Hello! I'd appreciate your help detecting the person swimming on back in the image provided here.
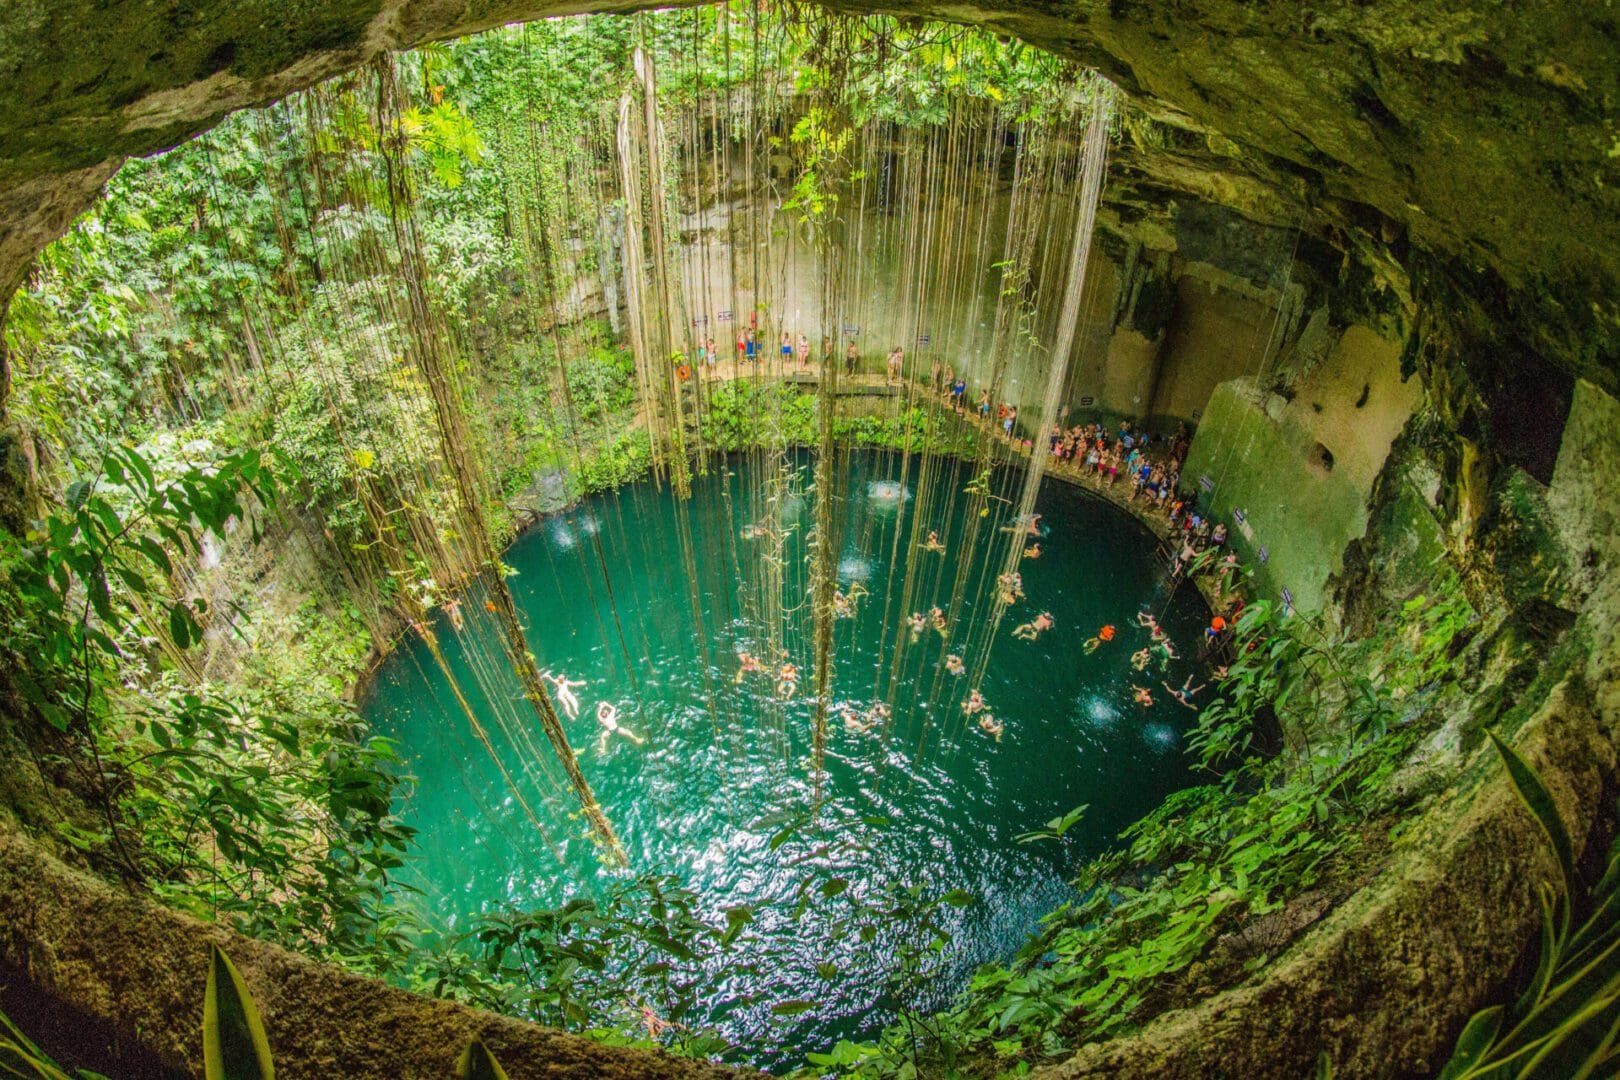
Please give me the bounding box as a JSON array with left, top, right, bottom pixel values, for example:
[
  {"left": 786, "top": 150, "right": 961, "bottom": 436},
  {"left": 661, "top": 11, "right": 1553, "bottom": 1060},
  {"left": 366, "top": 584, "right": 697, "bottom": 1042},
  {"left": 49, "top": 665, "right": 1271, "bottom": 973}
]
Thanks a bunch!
[
  {"left": 777, "top": 663, "right": 799, "bottom": 700},
  {"left": 1132, "top": 684, "right": 1154, "bottom": 708},
  {"left": 908, "top": 611, "right": 927, "bottom": 639},
  {"left": 541, "top": 671, "right": 586, "bottom": 720},
  {"left": 930, "top": 606, "right": 948, "bottom": 635},
  {"left": 1012, "top": 611, "right": 1054, "bottom": 640},
  {"left": 840, "top": 702, "right": 871, "bottom": 733},
  {"left": 977, "top": 714, "right": 1004, "bottom": 742},
  {"left": 944, "top": 653, "right": 966, "bottom": 676},
  {"left": 1162, "top": 674, "right": 1205, "bottom": 710},
  {"left": 596, "top": 701, "right": 645, "bottom": 746},
  {"left": 1131, "top": 647, "right": 1152, "bottom": 671},
  {"left": 962, "top": 688, "right": 987, "bottom": 716},
  {"left": 1023, "top": 543, "right": 1042, "bottom": 560},
  {"left": 923, "top": 530, "right": 947, "bottom": 554}
]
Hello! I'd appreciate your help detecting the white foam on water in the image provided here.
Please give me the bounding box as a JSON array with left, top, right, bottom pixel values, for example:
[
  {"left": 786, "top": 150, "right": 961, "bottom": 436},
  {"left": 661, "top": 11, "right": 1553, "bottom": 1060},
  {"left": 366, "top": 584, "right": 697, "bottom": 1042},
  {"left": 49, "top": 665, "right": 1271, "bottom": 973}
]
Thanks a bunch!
[
  {"left": 839, "top": 555, "right": 873, "bottom": 582},
  {"left": 1143, "top": 722, "right": 1178, "bottom": 752},
  {"left": 867, "top": 480, "right": 911, "bottom": 503},
  {"left": 1079, "top": 694, "right": 1120, "bottom": 730}
]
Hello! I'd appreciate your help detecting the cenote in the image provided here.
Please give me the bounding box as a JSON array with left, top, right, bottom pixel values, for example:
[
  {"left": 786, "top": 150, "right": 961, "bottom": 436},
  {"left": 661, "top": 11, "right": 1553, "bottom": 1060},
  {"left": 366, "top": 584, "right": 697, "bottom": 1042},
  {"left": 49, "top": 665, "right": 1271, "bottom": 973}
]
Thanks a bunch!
[
  {"left": 11, "top": 0, "right": 1618, "bottom": 1075},
  {"left": 364, "top": 450, "right": 1211, "bottom": 1066}
]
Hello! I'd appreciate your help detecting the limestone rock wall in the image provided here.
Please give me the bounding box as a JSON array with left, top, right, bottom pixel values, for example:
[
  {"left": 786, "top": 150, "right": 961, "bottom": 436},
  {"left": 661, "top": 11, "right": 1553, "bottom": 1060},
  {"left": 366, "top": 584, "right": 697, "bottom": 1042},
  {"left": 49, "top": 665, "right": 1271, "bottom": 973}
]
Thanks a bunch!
[{"left": 1182, "top": 324, "right": 1419, "bottom": 613}]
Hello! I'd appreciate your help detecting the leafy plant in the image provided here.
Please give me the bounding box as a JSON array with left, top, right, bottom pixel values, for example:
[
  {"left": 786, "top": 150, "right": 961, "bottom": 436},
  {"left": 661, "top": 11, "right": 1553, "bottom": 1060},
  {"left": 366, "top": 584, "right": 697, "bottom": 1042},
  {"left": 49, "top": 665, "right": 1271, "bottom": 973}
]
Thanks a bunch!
[
  {"left": 203, "top": 944, "right": 276, "bottom": 1080},
  {"left": 1435, "top": 734, "right": 1620, "bottom": 1079},
  {"left": 0, "top": 1008, "right": 109, "bottom": 1080}
]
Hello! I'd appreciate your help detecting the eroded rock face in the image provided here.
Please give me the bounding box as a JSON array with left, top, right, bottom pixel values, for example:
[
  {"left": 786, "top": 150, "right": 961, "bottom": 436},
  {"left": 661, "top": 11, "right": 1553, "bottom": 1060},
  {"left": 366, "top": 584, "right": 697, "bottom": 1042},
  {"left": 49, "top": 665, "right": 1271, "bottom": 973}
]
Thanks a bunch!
[{"left": 0, "top": 0, "right": 1616, "bottom": 394}]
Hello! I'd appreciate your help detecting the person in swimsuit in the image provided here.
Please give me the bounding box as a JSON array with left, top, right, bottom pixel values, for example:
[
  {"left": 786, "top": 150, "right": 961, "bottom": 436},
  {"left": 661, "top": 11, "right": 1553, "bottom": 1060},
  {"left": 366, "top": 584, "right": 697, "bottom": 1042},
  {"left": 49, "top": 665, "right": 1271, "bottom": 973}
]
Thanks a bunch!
[
  {"left": 1012, "top": 611, "right": 1054, "bottom": 640},
  {"left": 962, "top": 688, "right": 987, "bottom": 716},
  {"left": 542, "top": 671, "right": 586, "bottom": 720},
  {"left": 923, "top": 530, "right": 947, "bottom": 554},
  {"left": 978, "top": 714, "right": 1004, "bottom": 742},
  {"left": 596, "top": 701, "right": 645, "bottom": 746},
  {"left": 1132, "top": 684, "right": 1154, "bottom": 708},
  {"left": 1162, "top": 674, "right": 1205, "bottom": 710},
  {"left": 944, "top": 654, "right": 966, "bottom": 676}
]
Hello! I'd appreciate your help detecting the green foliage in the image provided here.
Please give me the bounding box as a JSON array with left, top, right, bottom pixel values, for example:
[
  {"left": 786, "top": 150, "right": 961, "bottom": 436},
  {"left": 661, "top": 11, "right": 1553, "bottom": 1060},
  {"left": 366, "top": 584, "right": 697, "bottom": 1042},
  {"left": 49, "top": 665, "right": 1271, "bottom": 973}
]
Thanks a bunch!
[
  {"left": 4, "top": 444, "right": 275, "bottom": 732},
  {"left": 0, "top": 1007, "right": 109, "bottom": 1080},
  {"left": 1435, "top": 741, "right": 1620, "bottom": 1080}
]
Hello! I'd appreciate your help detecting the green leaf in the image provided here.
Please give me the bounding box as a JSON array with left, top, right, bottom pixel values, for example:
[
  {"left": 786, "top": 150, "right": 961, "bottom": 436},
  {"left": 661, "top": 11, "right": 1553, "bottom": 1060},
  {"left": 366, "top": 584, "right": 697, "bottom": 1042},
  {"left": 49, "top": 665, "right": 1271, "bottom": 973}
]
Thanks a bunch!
[
  {"left": 771, "top": 1000, "right": 818, "bottom": 1016},
  {"left": 203, "top": 945, "right": 275, "bottom": 1080},
  {"left": 456, "top": 1040, "right": 510, "bottom": 1080},
  {"left": 1488, "top": 731, "right": 1576, "bottom": 920},
  {"left": 1437, "top": 1005, "right": 1502, "bottom": 1080},
  {"left": 170, "top": 602, "right": 193, "bottom": 650},
  {"left": 942, "top": 889, "right": 976, "bottom": 908}
]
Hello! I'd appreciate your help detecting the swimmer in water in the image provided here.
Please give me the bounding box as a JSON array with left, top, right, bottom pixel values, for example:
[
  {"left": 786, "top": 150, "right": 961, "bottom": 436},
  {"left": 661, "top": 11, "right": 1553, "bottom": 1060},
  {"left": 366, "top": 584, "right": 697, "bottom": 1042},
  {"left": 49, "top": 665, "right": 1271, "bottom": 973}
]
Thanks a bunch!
[
  {"left": 596, "top": 701, "right": 645, "bottom": 746},
  {"left": 832, "top": 582, "right": 867, "bottom": 619},
  {"left": 1012, "top": 611, "right": 1054, "bottom": 640},
  {"left": 1083, "top": 625, "right": 1116, "bottom": 654},
  {"left": 908, "top": 611, "right": 927, "bottom": 639},
  {"left": 1131, "top": 647, "right": 1152, "bottom": 672},
  {"left": 944, "top": 653, "right": 966, "bottom": 676},
  {"left": 443, "top": 597, "right": 464, "bottom": 631},
  {"left": 740, "top": 521, "right": 776, "bottom": 541},
  {"left": 962, "top": 689, "right": 987, "bottom": 716},
  {"left": 735, "top": 651, "right": 763, "bottom": 684},
  {"left": 1162, "top": 674, "right": 1206, "bottom": 710},
  {"left": 777, "top": 663, "right": 799, "bottom": 700},
  {"left": 1023, "top": 543, "right": 1042, "bottom": 560},
  {"left": 930, "top": 606, "right": 948, "bottom": 635},
  {"left": 541, "top": 671, "right": 586, "bottom": 720},
  {"left": 1132, "top": 684, "right": 1154, "bottom": 708},
  {"left": 978, "top": 714, "right": 1004, "bottom": 742},
  {"left": 840, "top": 702, "right": 871, "bottom": 734},
  {"left": 865, "top": 701, "right": 891, "bottom": 728},
  {"left": 1155, "top": 638, "right": 1179, "bottom": 666},
  {"left": 995, "top": 571, "right": 1025, "bottom": 605},
  {"left": 923, "top": 530, "right": 947, "bottom": 554},
  {"left": 999, "top": 513, "right": 1042, "bottom": 537}
]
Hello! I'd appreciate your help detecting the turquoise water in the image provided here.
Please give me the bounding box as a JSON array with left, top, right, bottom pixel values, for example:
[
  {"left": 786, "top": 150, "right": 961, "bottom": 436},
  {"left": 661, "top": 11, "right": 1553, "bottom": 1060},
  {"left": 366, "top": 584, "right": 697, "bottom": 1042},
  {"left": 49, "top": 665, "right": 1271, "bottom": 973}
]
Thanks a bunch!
[{"left": 362, "top": 450, "right": 1210, "bottom": 1063}]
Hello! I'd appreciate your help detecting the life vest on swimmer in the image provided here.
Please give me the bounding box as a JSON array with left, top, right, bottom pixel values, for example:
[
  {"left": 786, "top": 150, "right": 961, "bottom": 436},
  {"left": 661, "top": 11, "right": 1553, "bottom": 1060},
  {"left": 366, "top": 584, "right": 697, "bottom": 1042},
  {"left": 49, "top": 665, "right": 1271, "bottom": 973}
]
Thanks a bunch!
[
  {"left": 997, "top": 404, "right": 1009, "bottom": 419},
  {"left": 677, "top": 363, "right": 692, "bottom": 381},
  {"left": 1211, "top": 616, "right": 1227, "bottom": 631},
  {"left": 1099, "top": 624, "right": 1116, "bottom": 641}
]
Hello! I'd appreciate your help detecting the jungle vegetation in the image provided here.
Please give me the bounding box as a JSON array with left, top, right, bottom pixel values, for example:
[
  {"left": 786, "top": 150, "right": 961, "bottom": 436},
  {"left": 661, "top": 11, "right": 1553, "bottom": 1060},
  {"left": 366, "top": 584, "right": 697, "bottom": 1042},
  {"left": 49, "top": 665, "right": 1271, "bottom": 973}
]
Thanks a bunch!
[{"left": 0, "top": 4, "right": 1572, "bottom": 1077}]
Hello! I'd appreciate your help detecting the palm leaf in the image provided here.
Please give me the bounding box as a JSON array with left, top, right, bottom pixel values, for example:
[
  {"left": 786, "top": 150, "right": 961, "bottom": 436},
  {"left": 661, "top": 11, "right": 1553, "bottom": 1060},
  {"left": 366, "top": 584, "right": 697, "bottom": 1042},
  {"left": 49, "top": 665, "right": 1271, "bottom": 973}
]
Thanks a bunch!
[
  {"left": 456, "top": 1040, "right": 510, "bottom": 1080},
  {"left": 1488, "top": 731, "right": 1575, "bottom": 932},
  {"left": 203, "top": 945, "right": 275, "bottom": 1080}
]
